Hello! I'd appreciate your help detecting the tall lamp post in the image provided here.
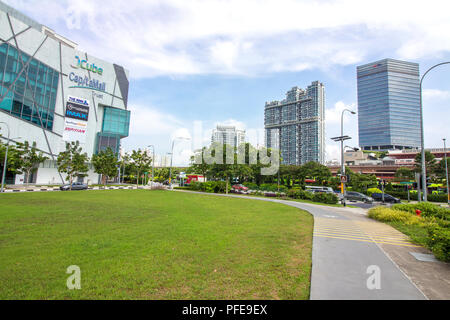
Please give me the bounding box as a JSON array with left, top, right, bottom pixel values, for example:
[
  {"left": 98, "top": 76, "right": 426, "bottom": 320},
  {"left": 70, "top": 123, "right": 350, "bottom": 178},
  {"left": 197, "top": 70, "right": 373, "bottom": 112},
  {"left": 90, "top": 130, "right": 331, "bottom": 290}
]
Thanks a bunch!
[
  {"left": 419, "top": 61, "right": 450, "bottom": 201},
  {"left": 0, "top": 122, "right": 10, "bottom": 193},
  {"left": 147, "top": 145, "right": 155, "bottom": 185},
  {"left": 331, "top": 109, "right": 356, "bottom": 207},
  {"left": 444, "top": 138, "right": 449, "bottom": 206},
  {"left": 169, "top": 137, "right": 190, "bottom": 189}
]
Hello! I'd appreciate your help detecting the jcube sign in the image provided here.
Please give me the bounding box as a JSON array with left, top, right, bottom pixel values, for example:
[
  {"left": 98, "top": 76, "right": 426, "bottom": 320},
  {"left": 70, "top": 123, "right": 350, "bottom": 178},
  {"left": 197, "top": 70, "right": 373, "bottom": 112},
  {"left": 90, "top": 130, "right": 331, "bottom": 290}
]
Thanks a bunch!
[{"left": 72, "top": 56, "right": 103, "bottom": 75}]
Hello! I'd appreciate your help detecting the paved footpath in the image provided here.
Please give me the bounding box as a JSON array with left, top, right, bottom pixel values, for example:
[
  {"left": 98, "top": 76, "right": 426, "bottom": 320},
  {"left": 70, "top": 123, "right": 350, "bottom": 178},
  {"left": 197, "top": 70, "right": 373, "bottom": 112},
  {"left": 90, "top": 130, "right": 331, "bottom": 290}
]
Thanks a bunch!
[{"left": 174, "top": 190, "right": 450, "bottom": 299}]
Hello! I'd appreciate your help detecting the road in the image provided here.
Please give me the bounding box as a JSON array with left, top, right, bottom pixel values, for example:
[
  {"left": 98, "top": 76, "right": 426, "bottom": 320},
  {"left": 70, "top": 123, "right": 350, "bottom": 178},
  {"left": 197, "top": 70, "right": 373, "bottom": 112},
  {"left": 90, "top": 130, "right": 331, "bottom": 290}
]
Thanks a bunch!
[{"left": 175, "top": 190, "right": 428, "bottom": 300}]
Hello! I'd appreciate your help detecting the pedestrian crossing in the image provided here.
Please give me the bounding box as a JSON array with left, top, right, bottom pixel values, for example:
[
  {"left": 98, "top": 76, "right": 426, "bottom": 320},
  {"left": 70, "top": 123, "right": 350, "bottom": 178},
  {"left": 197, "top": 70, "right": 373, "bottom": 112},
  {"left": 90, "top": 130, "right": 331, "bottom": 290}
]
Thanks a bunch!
[{"left": 314, "top": 217, "right": 422, "bottom": 247}]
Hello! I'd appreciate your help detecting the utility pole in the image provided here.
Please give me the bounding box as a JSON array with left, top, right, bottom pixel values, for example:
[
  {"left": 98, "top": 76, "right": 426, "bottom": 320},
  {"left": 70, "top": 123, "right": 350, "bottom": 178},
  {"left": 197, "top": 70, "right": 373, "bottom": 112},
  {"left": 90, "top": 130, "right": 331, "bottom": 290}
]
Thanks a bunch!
[
  {"left": 331, "top": 109, "right": 356, "bottom": 207},
  {"left": 419, "top": 61, "right": 450, "bottom": 201},
  {"left": 444, "top": 138, "right": 449, "bottom": 206},
  {"left": 0, "top": 122, "right": 10, "bottom": 193}
]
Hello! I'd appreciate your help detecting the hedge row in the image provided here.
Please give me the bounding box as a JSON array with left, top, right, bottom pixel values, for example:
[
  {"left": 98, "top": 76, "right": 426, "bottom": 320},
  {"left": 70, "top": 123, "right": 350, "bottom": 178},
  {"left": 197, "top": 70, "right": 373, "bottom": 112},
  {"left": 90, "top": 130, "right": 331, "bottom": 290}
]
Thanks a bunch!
[
  {"left": 368, "top": 204, "right": 450, "bottom": 262},
  {"left": 243, "top": 183, "right": 288, "bottom": 193},
  {"left": 188, "top": 181, "right": 229, "bottom": 193},
  {"left": 286, "top": 189, "right": 338, "bottom": 204}
]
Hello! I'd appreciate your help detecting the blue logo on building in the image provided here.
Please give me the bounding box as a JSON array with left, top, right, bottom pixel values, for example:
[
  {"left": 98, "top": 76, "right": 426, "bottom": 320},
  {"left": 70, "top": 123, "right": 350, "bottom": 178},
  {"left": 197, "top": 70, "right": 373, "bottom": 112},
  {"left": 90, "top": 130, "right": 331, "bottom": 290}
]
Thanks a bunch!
[{"left": 69, "top": 72, "right": 106, "bottom": 92}]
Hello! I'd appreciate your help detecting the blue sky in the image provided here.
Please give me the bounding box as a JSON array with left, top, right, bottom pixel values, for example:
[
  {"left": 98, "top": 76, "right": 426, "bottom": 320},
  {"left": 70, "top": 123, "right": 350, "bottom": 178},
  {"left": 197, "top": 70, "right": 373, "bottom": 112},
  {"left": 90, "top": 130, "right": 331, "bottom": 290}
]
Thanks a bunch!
[{"left": 8, "top": 0, "right": 450, "bottom": 165}]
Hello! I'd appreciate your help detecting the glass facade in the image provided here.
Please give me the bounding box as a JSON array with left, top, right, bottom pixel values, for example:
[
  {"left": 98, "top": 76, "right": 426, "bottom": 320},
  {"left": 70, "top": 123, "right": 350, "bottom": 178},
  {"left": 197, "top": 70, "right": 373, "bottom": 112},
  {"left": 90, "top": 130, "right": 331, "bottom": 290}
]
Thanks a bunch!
[
  {"left": 0, "top": 43, "right": 58, "bottom": 130},
  {"left": 102, "top": 106, "right": 130, "bottom": 138},
  {"left": 357, "top": 59, "right": 421, "bottom": 150},
  {"left": 96, "top": 132, "right": 121, "bottom": 154},
  {"left": 96, "top": 106, "right": 130, "bottom": 154},
  {"left": 264, "top": 81, "right": 325, "bottom": 165}
]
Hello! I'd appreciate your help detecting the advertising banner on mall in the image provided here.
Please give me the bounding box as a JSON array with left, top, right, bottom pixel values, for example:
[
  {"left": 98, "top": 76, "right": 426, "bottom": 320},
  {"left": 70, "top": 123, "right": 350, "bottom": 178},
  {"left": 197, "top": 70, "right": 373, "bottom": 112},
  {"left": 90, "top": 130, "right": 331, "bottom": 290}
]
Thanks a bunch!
[
  {"left": 62, "top": 118, "right": 89, "bottom": 143},
  {"left": 63, "top": 96, "right": 90, "bottom": 143}
]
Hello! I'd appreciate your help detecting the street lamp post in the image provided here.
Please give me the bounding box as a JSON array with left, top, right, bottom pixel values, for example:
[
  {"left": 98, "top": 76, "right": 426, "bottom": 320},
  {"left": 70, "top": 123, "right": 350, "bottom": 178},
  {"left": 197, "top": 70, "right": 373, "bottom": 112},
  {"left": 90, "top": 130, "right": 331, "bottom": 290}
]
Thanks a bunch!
[
  {"left": 444, "top": 138, "right": 449, "bottom": 206},
  {"left": 148, "top": 145, "right": 155, "bottom": 186},
  {"left": 419, "top": 61, "right": 450, "bottom": 202},
  {"left": 0, "top": 122, "right": 10, "bottom": 193},
  {"left": 169, "top": 137, "right": 190, "bottom": 189},
  {"left": 340, "top": 109, "right": 356, "bottom": 206}
]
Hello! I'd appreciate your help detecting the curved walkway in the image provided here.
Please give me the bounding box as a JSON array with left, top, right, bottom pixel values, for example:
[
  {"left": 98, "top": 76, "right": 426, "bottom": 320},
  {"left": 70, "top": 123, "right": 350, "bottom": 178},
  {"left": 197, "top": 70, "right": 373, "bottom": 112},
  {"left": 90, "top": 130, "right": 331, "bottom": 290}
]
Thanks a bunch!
[{"left": 174, "top": 190, "right": 432, "bottom": 300}]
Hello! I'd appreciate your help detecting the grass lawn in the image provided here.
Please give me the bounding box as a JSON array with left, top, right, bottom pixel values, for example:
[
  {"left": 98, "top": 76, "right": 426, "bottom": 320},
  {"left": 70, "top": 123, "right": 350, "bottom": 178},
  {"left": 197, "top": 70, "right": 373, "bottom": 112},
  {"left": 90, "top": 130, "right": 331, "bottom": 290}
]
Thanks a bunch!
[{"left": 0, "top": 190, "right": 313, "bottom": 300}]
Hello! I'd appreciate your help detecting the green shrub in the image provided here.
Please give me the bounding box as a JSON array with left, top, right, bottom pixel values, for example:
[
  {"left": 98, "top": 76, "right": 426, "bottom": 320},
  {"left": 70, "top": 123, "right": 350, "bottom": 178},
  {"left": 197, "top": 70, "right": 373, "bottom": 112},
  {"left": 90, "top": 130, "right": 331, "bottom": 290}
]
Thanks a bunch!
[
  {"left": 245, "top": 183, "right": 287, "bottom": 193},
  {"left": 392, "top": 202, "right": 450, "bottom": 221},
  {"left": 426, "top": 225, "right": 450, "bottom": 262},
  {"left": 312, "top": 192, "right": 339, "bottom": 204},
  {"left": 367, "top": 187, "right": 382, "bottom": 195},
  {"left": 187, "top": 181, "right": 230, "bottom": 193},
  {"left": 368, "top": 207, "right": 421, "bottom": 225},
  {"left": 287, "top": 189, "right": 337, "bottom": 204},
  {"left": 369, "top": 206, "right": 450, "bottom": 262},
  {"left": 428, "top": 193, "right": 449, "bottom": 203}
]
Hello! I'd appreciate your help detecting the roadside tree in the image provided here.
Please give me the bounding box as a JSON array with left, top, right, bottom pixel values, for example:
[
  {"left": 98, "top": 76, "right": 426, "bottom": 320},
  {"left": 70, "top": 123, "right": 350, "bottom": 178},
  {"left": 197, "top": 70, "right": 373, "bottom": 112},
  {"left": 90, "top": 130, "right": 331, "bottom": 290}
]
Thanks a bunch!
[
  {"left": 57, "top": 141, "right": 89, "bottom": 190},
  {"left": 92, "top": 147, "right": 119, "bottom": 186}
]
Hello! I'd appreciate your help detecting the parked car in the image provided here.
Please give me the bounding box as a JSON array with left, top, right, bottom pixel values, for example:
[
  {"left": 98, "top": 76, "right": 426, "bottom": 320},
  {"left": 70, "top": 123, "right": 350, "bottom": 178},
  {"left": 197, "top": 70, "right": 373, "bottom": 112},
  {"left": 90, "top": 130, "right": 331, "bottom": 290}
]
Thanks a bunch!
[
  {"left": 232, "top": 184, "right": 249, "bottom": 192},
  {"left": 371, "top": 193, "right": 401, "bottom": 203},
  {"left": 346, "top": 191, "right": 374, "bottom": 203},
  {"left": 60, "top": 182, "right": 88, "bottom": 191}
]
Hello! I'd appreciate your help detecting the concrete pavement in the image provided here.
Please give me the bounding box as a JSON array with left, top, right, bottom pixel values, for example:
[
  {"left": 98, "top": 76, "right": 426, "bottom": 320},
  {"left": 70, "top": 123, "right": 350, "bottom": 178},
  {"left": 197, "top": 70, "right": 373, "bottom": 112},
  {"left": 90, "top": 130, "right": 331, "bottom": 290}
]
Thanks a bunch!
[{"left": 174, "top": 190, "right": 434, "bottom": 299}]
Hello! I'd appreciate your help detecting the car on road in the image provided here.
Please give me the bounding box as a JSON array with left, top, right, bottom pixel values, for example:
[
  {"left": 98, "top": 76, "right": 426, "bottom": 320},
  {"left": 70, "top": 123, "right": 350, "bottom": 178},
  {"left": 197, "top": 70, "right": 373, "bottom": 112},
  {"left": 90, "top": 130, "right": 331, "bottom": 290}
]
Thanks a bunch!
[
  {"left": 232, "top": 184, "right": 249, "bottom": 192},
  {"left": 346, "top": 191, "right": 374, "bottom": 203},
  {"left": 371, "top": 193, "right": 401, "bottom": 203},
  {"left": 60, "top": 182, "right": 88, "bottom": 191}
]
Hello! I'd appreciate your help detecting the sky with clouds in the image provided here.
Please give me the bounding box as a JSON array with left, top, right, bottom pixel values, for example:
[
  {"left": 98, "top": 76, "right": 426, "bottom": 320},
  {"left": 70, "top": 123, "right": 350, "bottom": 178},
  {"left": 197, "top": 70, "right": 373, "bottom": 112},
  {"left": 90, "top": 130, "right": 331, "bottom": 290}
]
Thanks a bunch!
[{"left": 7, "top": 0, "right": 450, "bottom": 165}]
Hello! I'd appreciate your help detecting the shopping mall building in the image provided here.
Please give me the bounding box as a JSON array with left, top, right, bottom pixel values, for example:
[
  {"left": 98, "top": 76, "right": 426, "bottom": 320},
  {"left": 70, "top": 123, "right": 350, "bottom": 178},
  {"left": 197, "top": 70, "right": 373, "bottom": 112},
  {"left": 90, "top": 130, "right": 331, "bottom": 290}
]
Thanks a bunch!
[{"left": 0, "top": 2, "right": 130, "bottom": 185}]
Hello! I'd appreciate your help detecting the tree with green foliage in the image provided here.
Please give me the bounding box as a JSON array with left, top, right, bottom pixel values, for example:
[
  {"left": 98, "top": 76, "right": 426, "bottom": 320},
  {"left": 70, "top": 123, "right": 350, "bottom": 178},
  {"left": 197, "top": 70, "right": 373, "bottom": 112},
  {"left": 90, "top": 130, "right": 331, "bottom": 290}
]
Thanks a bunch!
[
  {"left": 414, "top": 151, "right": 437, "bottom": 174},
  {"left": 434, "top": 158, "right": 450, "bottom": 180},
  {"left": 0, "top": 140, "right": 23, "bottom": 179},
  {"left": 395, "top": 167, "right": 415, "bottom": 180},
  {"left": 57, "top": 141, "right": 89, "bottom": 190},
  {"left": 189, "top": 146, "right": 210, "bottom": 178},
  {"left": 298, "top": 161, "right": 332, "bottom": 186},
  {"left": 15, "top": 141, "right": 48, "bottom": 184},
  {"left": 130, "top": 149, "right": 152, "bottom": 185},
  {"left": 92, "top": 147, "right": 119, "bottom": 186}
]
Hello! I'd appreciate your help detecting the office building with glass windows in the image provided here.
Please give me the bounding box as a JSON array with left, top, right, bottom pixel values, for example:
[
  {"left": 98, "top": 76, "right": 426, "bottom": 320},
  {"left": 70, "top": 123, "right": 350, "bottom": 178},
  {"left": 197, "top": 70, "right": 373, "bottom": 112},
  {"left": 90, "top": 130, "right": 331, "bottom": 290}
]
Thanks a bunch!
[
  {"left": 0, "top": 2, "right": 130, "bottom": 184},
  {"left": 264, "top": 81, "right": 325, "bottom": 165},
  {"left": 357, "top": 58, "right": 421, "bottom": 151}
]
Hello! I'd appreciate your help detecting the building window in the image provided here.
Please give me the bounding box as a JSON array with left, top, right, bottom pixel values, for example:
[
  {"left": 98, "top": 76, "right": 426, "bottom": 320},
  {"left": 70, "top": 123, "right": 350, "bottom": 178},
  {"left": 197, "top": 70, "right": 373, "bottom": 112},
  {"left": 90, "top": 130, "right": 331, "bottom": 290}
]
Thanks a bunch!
[
  {"left": 101, "top": 106, "right": 130, "bottom": 138},
  {"left": 0, "top": 43, "right": 58, "bottom": 130}
]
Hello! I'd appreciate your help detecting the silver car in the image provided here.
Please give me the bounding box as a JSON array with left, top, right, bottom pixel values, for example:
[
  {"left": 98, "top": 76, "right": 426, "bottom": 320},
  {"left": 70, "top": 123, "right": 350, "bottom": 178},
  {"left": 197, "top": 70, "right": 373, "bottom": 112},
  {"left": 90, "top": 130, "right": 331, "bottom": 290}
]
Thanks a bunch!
[{"left": 60, "top": 182, "right": 88, "bottom": 191}]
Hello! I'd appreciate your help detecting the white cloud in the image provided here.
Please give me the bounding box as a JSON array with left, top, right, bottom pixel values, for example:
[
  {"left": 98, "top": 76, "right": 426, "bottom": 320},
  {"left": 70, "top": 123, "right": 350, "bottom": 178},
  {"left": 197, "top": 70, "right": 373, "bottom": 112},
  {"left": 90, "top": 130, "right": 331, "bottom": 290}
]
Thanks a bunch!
[
  {"left": 8, "top": 0, "right": 450, "bottom": 78},
  {"left": 128, "top": 104, "right": 183, "bottom": 136},
  {"left": 325, "top": 101, "right": 359, "bottom": 162},
  {"left": 325, "top": 101, "right": 357, "bottom": 125},
  {"left": 423, "top": 89, "right": 450, "bottom": 100}
]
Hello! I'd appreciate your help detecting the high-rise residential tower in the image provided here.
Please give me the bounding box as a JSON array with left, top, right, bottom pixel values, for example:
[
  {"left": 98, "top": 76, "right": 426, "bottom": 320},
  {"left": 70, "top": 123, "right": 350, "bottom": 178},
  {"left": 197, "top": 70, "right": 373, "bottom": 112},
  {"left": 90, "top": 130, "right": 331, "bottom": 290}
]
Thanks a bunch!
[
  {"left": 211, "top": 125, "right": 246, "bottom": 148},
  {"left": 264, "top": 81, "right": 325, "bottom": 165},
  {"left": 357, "top": 59, "right": 421, "bottom": 150}
]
